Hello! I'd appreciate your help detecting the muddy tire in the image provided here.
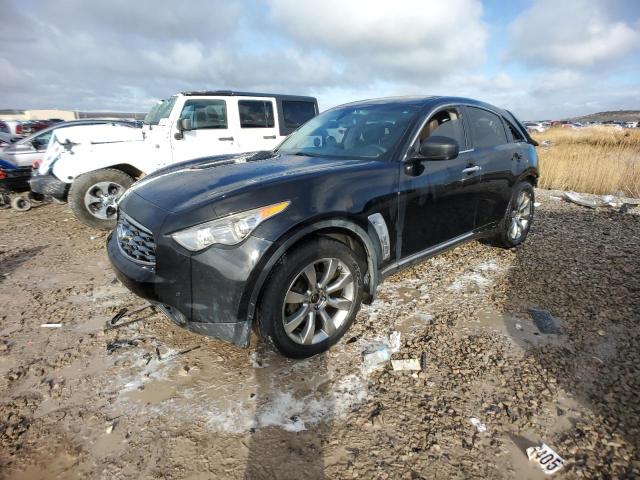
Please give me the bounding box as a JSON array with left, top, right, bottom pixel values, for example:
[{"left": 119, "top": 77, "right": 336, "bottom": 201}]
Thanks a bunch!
[
  {"left": 494, "top": 182, "right": 535, "bottom": 248},
  {"left": 257, "top": 238, "right": 364, "bottom": 358},
  {"left": 68, "top": 169, "right": 133, "bottom": 230},
  {"left": 10, "top": 196, "right": 31, "bottom": 211}
]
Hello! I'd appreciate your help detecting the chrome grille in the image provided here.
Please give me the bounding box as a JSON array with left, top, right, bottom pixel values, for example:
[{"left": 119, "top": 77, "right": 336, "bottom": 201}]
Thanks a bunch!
[{"left": 117, "top": 214, "right": 156, "bottom": 266}]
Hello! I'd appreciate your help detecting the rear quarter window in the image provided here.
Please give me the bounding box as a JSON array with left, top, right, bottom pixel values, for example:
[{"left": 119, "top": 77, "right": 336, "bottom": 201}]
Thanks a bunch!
[
  {"left": 467, "top": 106, "right": 508, "bottom": 149},
  {"left": 282, "top": 100, "right": 316, "bottom": 129}
]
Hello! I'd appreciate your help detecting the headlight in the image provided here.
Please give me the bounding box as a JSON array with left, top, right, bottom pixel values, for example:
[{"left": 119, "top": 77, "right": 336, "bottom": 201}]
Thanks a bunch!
[{"left": 171, "top": 201, "right": 290, "bottom": 251}]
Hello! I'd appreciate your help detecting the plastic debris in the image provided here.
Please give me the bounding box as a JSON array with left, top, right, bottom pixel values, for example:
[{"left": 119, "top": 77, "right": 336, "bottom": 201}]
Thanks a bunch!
[
  {"left": 361, "top": 331, "right": 401, "bottom": 373},
  {"left": 362, "top": 349, "right": 391, "bottom": 373},
  {"left": 105, "top": 424, "right": 114, "bottom": 434},
  {"left": 528, "top": 308, "right": 562, "bottom": 334},
  {"left": 469, "top": 417, "right": 486, "bottom": 432},
  {"left": 391, "top": 358, "right": 421, "bottom": 371},
  {"left": 563, "top": 191, "right": 639, "bottom": 213},
  {"left": 534, "top": 202, "right": 541, "bottom": 207},
  {"left": 564, "top": 191, "right": 605, "bottom": 209},
  {"left": 526, "top": 443, "right": 565, "bottom": 475},
  {"left": 41, "top": 323, "right": 62, "bottom": 328}
]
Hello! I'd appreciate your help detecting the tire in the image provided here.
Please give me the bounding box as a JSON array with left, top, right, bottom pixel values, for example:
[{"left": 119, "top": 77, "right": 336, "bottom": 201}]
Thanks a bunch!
[
  {"left": 10, "top": 196, "right": 31, "bottom": 211},
  {"left": 257, "top": 237, "right": 365, "bottom": 358},
  {"left": 494, "top": 182, "right": 535, "bottom": 248},
  {"left": 68, "top": 169, "right": 133, "bottom": 230}
]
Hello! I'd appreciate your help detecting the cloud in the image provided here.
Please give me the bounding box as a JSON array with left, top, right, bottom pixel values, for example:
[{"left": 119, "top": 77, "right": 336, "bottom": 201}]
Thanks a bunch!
[
  {"left": 508, "top": 0, "right": 640, "bottom": 68},
  {"left": 267, "top": 0, "right": 487, "bottom": 81}
]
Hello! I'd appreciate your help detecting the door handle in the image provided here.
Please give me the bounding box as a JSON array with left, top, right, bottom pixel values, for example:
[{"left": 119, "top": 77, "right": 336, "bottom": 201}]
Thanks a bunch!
[
  {"left": 218, "top": 137, "right": 234, "bottom": 141},
  {"left": 462, "top": 165, "right": 481, "bottom": 174},
  {"left": 263, "top": 135, "right": 276, "bottom": 139}
]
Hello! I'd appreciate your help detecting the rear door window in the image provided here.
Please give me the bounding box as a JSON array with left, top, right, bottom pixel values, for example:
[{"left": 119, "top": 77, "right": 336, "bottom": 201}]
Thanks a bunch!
[
  {"left": 239, "top": 100, "right": 275, "bottom": 128},
  {"left": 282, "top": 100, "right": 316, "bottom": 129},
  {"left": 467, "top": 107, "right": 508, "bottom": 149}
]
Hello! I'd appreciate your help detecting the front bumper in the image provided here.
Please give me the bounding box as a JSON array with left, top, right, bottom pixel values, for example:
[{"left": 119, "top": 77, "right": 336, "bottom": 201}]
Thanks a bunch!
[
  {"left": 107, "top": 227, "right": 274, "bottom": 348},
  {"left": 29, "top": 172, "right": 68, "bottom": 200}
]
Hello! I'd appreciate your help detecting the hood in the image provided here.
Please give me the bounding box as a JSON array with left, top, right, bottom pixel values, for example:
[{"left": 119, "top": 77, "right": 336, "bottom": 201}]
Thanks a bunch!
[{"left": 122, "top": 151, "right": 372, "bottom": 214}]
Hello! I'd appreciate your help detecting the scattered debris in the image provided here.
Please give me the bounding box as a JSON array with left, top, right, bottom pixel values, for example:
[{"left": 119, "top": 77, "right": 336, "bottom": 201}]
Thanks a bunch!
[
  {"left": 104, "top": 304, "right": 156, "bottom": 331},
  {"left": 106, "top": 339, "right": 140, "bottom": 354},
  {"left": 105, "top": 423, "right": 114, "bottom": 434},
  {"left": 563, "top": 191, "right": 639, "bottom": 213},
  {"left": 528, "top": 308, "right": 562, "bottom": 334},
  {"left": 534, "top": 202, "right": 541, "bottom": 207},
  {"left": 40, "top": 323, "right": 62, "bottom": 328},
  {"left": 362, "top": 348, "right": 391, "bottom": 373},
  {"left": 526, "top": 443, "right": 565, "bottom": 475},
  {"left": 515, "top": 322, "right": 523, "bottom": 331},
  {"left": 361, "top": 331, "right": 401, "bottom": 373},
  {"left": 162, "top": 345, "right": 202, "bottom": 362},
  {"left": 391, "top": 358, "right": 421, "bottom": 371},
  {"left": 469, "top": 417, "right": 487, "bottom": 433}
]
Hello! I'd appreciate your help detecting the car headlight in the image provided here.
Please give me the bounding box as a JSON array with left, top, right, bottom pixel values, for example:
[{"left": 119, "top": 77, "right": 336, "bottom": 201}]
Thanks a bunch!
[{"left": 171, "top": 201, "right": 290, "bottom": 251}]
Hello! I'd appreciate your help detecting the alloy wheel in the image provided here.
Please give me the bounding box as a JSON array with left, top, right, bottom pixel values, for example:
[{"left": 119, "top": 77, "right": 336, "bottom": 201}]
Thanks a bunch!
[
  {"left": 282, "top": 258, "right": 355, "bottom": 345},
  {"left": 84, "top": 181, "right": 125, "bottom": 220},
  {"left": 508, "top": 190, "right": 533, "bottom": 242}
]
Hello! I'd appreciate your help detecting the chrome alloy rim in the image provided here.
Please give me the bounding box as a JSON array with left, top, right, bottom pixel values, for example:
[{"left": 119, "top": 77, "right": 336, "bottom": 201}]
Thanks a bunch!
[
  {"left": 508, "top": 190, "right": 533, "bottom": 241},
  {"left": 84, "top": 181, "right": 125, "bottom": 219},
  {"left": 282, "top": 258, "right": 355, "bottom": 345}
]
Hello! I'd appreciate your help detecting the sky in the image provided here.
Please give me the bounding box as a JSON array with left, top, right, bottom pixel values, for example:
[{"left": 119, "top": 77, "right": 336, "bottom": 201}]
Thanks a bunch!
[{"left": 1, "top": 0, "right": 639, "bottom": 119}]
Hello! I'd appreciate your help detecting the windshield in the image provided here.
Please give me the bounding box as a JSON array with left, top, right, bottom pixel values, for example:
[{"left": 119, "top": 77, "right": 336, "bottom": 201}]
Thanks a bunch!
[
  {"left": 277, "top": 103, "right": 420, "bottom": 159},
  {"left": 144, "top": 96, "right": 177, "bottom": 125}
]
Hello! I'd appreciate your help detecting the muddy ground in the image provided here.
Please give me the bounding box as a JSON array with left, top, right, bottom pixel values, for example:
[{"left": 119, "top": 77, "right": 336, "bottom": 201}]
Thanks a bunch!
[{"left": 0, "top": 189, "right": 639, "bottom": 479}]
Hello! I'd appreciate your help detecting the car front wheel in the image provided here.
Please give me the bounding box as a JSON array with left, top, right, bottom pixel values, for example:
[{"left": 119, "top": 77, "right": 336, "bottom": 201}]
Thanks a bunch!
[
  {"left": 68, "top": 168, "right": 133, "bottom": 230},
  {"left": 257, "top": 237, "right": 364, "bottom": 358}
]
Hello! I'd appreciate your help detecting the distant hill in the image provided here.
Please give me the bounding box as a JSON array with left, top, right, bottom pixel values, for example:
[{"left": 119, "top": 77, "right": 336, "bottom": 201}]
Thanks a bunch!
[{"left": 567, "top": 110, "right": 640, "bottom": 122}]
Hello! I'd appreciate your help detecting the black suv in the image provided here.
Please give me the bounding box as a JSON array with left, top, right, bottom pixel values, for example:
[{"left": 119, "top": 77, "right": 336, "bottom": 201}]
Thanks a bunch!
[{"left": 108, "top": 96, "right": 539, "bottom": 358}]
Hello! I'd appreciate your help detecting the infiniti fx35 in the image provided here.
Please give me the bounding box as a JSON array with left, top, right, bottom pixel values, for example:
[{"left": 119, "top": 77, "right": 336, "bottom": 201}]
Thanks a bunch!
[{"left": 108, "top": 96, "right": 539, "bottom": 358}]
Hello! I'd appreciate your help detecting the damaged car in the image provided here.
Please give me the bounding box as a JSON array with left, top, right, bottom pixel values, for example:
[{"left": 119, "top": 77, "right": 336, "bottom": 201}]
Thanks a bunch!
[{"left": 108, "top": 96, "right": 539, "bottom": 358}]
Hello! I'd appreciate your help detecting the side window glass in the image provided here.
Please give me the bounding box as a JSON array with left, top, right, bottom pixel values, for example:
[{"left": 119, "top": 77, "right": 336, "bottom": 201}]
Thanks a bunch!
[
  {"left": 179, "top": 100, "right": 227, "bottom": 130},
  {"left": 504, "top": 119, "right": 525, "bottom": 142},
  {"left": 239, "top": 100, "right": 275, "bottom": 128},
  {"left": 418, "top": 107, "right": 466, "bottom": 148},
  {"left": 282, "top": 100, "right": 316, "bottom": 129},
  {"left": 467, "top": 107, "right": 508, "bottom": 148},
  {"left": 33, "top": 131, "right": 52, "bottom": 150}
]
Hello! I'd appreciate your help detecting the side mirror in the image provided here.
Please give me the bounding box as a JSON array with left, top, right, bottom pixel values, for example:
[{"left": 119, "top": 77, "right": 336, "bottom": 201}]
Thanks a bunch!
[
  {"left": 180, "top": 118, "right": 192, "bottom": 131},
  {"left": 174, "top": 118, "right": 192, "bottom": 140},
  {"left": 416, "top": 135, "right": 459, "bottom": 161}
]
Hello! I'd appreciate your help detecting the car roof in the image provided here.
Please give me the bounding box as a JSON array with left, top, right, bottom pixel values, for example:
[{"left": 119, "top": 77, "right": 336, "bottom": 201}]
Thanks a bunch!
[
  {"left": 180, "top": 90, "right": 317, "bottom": 102},
  {"left": 337, "top": 95, "right": 506, "bottom": 111}
]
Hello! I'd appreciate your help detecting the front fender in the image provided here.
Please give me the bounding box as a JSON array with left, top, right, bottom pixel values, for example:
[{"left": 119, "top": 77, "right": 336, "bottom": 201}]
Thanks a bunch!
[
  {"left": 240, "top": 218, "right": 382, "bottom": 328},
  {"left": 51, "top": 142, "right": 155, "bottom": 182}
]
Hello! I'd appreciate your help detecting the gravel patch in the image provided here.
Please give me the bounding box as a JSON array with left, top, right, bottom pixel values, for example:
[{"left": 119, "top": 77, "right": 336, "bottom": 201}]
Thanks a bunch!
[{"left": 0, "top": 189, "right": 638, "bottom": 479}]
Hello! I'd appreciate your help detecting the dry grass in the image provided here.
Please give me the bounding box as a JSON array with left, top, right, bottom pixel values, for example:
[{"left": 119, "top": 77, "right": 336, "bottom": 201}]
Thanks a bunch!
[{"left": 533, "top": 127, "right": 640, "bottom": 198}]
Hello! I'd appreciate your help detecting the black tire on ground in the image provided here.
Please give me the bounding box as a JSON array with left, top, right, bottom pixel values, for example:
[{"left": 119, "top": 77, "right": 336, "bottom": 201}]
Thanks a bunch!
[
  {"left": 68, "top": 168, "right": 133, "bottom": 230},
  {"left": 257, "top": 237, "right": 365, "bottom": 358},
  {"left": 494, "top": 181, "right": 535, "bottom": 248},
  {"left": 10, "top": 195, "right": 31, "bottom": 212}
]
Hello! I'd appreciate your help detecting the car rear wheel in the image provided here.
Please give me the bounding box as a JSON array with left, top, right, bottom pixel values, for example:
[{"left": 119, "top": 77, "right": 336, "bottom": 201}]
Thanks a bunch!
[
  {"left": 495, "top": 181, "right": 535, "bottom": 248},
  {"left": 68, "top": 169, "right": 133, "bottom": 230},
  {"left": 257, "top": 238, "right": 364, "bottom": 358}
]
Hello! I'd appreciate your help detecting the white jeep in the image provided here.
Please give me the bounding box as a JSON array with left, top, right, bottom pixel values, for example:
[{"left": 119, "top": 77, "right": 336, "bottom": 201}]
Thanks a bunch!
[{"left": 31, "top": 91, "right": 318, "bottom": 229}]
